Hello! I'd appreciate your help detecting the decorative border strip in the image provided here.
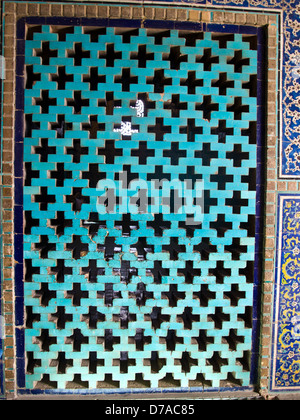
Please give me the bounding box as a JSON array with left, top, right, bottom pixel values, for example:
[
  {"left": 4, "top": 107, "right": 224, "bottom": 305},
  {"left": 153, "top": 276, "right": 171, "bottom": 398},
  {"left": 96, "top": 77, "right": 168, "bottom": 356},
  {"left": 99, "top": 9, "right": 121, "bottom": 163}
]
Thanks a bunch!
[
  {"left": 0, "top": 0, "right": 279, "bottom": 398},
  {"left": 271, "top": 194, "right": 300, "bottom": 391}
]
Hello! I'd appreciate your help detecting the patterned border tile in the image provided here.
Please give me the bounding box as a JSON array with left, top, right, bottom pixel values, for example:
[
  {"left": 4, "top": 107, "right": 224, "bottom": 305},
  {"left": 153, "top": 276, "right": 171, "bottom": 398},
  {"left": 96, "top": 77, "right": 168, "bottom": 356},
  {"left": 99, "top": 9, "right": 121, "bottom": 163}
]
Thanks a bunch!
[{"left": 271, "top": 194, "right": 300, "bottom": 391}]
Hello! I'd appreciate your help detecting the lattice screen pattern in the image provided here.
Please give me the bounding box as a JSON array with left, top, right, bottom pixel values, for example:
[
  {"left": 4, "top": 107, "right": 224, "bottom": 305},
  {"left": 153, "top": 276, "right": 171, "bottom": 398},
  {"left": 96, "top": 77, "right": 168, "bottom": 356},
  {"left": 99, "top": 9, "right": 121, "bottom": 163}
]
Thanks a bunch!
[{"left": 23, "top": 24, "right": 258, "bottom": 390}]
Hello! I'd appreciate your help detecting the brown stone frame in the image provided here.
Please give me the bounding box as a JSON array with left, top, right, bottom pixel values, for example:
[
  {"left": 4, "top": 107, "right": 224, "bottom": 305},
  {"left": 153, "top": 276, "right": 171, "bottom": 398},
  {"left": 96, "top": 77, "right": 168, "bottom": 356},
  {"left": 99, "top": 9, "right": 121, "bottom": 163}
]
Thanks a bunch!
[{"left": 0, "top": 1, "right": 279, "bottom": 398}]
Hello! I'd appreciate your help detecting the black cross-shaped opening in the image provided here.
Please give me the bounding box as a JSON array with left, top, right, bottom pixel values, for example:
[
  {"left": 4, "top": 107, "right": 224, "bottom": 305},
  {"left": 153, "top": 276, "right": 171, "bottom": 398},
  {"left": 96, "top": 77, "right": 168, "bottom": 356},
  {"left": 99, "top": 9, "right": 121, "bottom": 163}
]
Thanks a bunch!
[
  {"left": 178, "top": 352, "right": 199, "bottom": 374},
  {"left": 26, "top": 306, "right": 40, "bottom": 329},
  {"left": 66, "top": 187, "right": 88, "bottom": 212},
  {"left": 131, "top": 328, "right": 151, "bottom": 351},
  {"left": 50, "top": 211, "right": 72, "bottom": 236},
  {"left": 178, "top": 30, "right": 204, "bottom": 46},
  {"left": 210, "top": 308, "right": 230, "bottom": 330},
  {"left": 100, "top": 283, "right": 122, "bottom": 307},
  {"left": 82, "top": 115, "right": 105, "bottom": 139},
  {"left": 148, "top": 351, "right": 167, "bottom": 373},
  {"left": 81, "top": 212, "right": 106, "bottom": 238},
  {"left": 210, "top": 213, "right": 232, "bottom": 237},
  {"left": 113, "top": 260, "right": 138, "bottom": 285},
  {"left": 50, "top": 306, "right": 72, "bottom": 330},
  {"left": 66, "top": 138, "right": 88, "bottom": 164},
  {"left": 146, "top": 29, "right": 171, "bottom": 45},
  {"left": 177, "top": 307, "right": 199, "bottom": 330},
  {"left": 203, "top": 189, "right": 217, "bottom": 213},
  {"left": 226, "top": 143, "right": 249, "bottom": 167},
  {"left": 193, "top": 238, "right": 217, "bottom": 261},
  {"left": 241, "top": 121, "right": 257, "bottom": 145},
  {"left": 81, "top": 259, "right": 105, "bottom": 283},
  {"left": 165, "top": 330, "right": 184, "bottom": 352},
  {"left": 212, "top": 33, "right": 234, "bottom": 48},
  {"left": 50, "top": 115, "right": 72, "bottom": 138},
  {"left": 50, "top": 163, "right": 72, "bottom": 187},
  {"left": 227, "top": 97, "right": 249, "bottom": 120},
  {"left": 210, "top": 167, "right": 233, "bottom": 190},
  {"left": 194, "top": 330, "right": 214, "bottom": 352},
  {"left": 83, "top": 352, "right": 104, "bottom": 374},
  {"left": 97, "top": 236, "right": 122, "bottom": 261},
  {"left": 162, "top": 237, "right": 186, "bottom": 261},
  {"left": 83, "top": 67, "right": 106, "bottom": 91},
  {"left": 51, "top": 66, "right": 73, "bottom": 90},
  {"left": 163, "top": 142, "right": 187, "bottom": 165},
  {"left": 49, "top": 259, "right": 72, "bottom": 283},
  {"left": 227, "top": 50, "right": 250, "bottom": 73},
  {"left": 114, "top": 213, "right": 139, "bottom": 237},
  {"left": 131, "top": 141, "right": 155, "bottom": 164},
  {"left": 225, "top": 190, "right": 249, "bottom": 214},
  {"left": 35, "top": 138, "right": 56, "bottom": 162},
  {"left": 163, "top": 46, "right": 187, "bottom": 70},
  {"left": 26, "top": 65, "right": 41, "bottom": 89},
  {"left": 196, "top": 48, "right": 219, "bottom": 71},
  {"left": 211, "top": 120, "right": 233, "bottom": 144},
  {"left": 241, "top": 167, "right": 256, "bottom": 191},
  {"left": 209, "top": 260, "right": 231, "bottom": 283},
  {"left": 35, "top": 41, "right": 57, "bottom": 65},
  {"left": 25, "top": 210, "right": 39, "bottom": 234},
  {"left": 242, "top": 74, "right": 257, "bottom": 97},
  {"left": 84, "top": 26, "right": 106, "bottom": 43},
  {"left": 224, "top": 329, "right": 245, "bottom": 351},
  {"left": 35, "top": 90, "right": 56, "bottom": 114},
  {"left": 193, "top": 283, "right": 216, "bottom": 307},
  {"left": 119, "top": 351, "right": 136, "bottom": 374},
  {"left": 130, "top": 237, "right": 154, "bottom": 261},
  {"left": 147, "top": 213, "right": 171, "bottom": 236},
  {"left": 55, "top": 352, "right": 74, "bottom": 374},
  {"left": 66, "top": 328, "right": 88, "bottom": 352},
  {"left": 82, "top": 306, "right": 105, "bottom": 329},
  {"left": 66, "top": 283, "right": 88, "bottom": 307},
  {"left": 114, "top": 68, "right": 138, "bottom": 92},
  {"left": 212, "top": 72, "right": 234, "bottom": 96},
  {"left": 178, "top": 261, "right": 201, "bottom": 284},
  {"left": 34, "top": 282, "right": 56, "bottom": 307},
  {"left": 146, "top": 69, "right": 172, "bottom": 93},
  {"left": 66, "top": 235, "right": 89, "bottom": 260},
  {"left": 98, "top": 92, "right": 121, "bottom": 115},
  {"left": 147, "top": 260, "right": 169, "bottom": 284},
  {"left": 99, "top": 43, "right": 122, "bottom": 67},
  {"left": 133, "top": 282, "right": 154, "bottom": 307},
  {"left": 180, "top": 119, "right": 203, "bottom": 142},
  {"left": 195, "top": 143, "right": 218, "bottom": 166},
  {"left": 131, "top": 44, "right": 154, "bottom": 68},
  {"left": 224, "top": 283, "right": 246, "bottom": 306},
  {"left": 208, "top": 351, "right": 228, "bottom": 372},
  {"left": 97, "top": 140, "right": 123, "bottom": 164},
  {"left": 34, "top": 186, "right": 55, "bottom": 211},
  {"left": 104, "top": 329, "right": 120, "bottom": 351},
  {"left": 180, "top": 71, "right": 203, "bottom": 94},
  {"left": 163, "top": 94, "right": 187, "bottom": 118},
  {"left": 82, "top": 163, "right": 105, "bottom": 189},
  {"left": 162, "top": 284, "right": 185, "bottom": 308},
  {"left": 36, "top": 329, "right": 57, "bottom": 352},
  {"left": 26, "top": 351, "right": 42, "bottom": 374},
  {"left": 67, "top": 43, "right": 90, "bottom": 66},
  {"left": 149, "top": 307, "right": 170, "bottom": 331},
  {"left": 196, "top": 95, "right": 219, "bottom": 121},
  {"left": 25, "top": 114, "right": 40, "bottom": 138},
  {"left": 148, "top": 117, "right": 171, "bottom": 141},
  {"left": 66, "top": 90, "right": 89, "bottom": 114},
  {"left": 225, "top": 237, "right": 248, "bottom": 261}
]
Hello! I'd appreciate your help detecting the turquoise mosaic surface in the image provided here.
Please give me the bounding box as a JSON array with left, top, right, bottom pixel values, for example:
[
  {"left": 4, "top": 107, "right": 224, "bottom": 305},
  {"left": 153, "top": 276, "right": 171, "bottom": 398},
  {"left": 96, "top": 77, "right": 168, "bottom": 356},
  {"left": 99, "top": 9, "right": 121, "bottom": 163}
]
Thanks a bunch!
[{"left": 23, "top": 24, "right": 258, "bottom": 390}]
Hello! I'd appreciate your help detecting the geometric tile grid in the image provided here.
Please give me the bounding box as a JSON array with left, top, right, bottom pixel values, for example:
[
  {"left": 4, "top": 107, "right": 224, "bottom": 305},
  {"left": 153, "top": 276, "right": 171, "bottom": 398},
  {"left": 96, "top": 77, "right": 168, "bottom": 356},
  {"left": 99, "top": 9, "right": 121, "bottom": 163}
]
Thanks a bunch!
[
  {"left": 23, "top": 23, "right": 258, "bottom": 390},
  {"left": 271, "top": 195, "right": 300, "bottom": 391}
]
